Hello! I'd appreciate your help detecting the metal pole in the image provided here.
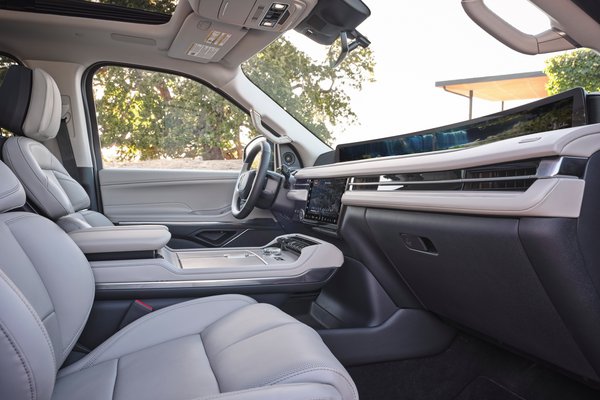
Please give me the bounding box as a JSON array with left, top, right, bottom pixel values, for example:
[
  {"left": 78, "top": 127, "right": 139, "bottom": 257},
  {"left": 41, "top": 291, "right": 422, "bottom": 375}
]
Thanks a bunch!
[
  {"left": 501, "top": 100, "right": 505, "bottom": 111},
  {"left": 468, "top": 90, "right": 473, "bottom": 120}
]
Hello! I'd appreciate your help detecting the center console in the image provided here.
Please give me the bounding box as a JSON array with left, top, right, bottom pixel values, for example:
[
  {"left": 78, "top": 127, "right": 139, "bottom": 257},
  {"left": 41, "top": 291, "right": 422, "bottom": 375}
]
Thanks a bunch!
[{"left": 84, "top": 234, "right": 343, "bottom": 292}]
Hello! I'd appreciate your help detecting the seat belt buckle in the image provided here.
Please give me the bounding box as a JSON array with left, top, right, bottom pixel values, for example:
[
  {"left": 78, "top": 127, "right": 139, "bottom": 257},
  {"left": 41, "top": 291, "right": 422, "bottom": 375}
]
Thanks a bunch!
[{"left": 118, "top": 299, "right": 153, "bottom": 329}]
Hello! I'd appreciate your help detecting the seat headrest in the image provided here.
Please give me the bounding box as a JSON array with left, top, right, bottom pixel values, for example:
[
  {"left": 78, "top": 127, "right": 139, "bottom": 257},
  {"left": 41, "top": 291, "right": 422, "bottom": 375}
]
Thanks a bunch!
[
  {"left": 0, "top": 66, "right": 61, "bottom": 142},
  {"left": 0, "top": 161, "right": 25, "bottom": 213}
]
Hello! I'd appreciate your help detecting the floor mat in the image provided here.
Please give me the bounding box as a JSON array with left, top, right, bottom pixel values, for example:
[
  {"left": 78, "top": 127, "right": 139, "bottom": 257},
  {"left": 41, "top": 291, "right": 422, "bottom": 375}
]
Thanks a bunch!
[
  {"left": 348, "top": 335, "right": 600, "bottom": 400},
  {"left": 455, "top": 377, "right": 525, "bottom": 400}
]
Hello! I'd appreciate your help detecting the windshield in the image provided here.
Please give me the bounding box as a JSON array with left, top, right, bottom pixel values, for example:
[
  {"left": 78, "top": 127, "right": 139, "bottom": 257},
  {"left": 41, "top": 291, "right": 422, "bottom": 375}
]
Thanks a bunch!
[{"left": 242, "top": 0, "right": 599, "bottom": 148}]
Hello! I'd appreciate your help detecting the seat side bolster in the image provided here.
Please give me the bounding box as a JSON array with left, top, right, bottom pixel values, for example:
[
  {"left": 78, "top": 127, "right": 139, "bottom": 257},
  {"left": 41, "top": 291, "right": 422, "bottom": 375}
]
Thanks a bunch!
[{"left": 190, "top": 383, "right": 342, "bottom": 400}]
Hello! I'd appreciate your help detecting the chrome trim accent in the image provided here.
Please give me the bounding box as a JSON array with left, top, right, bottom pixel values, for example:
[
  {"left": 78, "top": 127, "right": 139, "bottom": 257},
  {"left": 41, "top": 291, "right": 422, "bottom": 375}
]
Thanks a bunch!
[
  {"left": 349, "top": 175, "right": 539, "bottom": 187},
  {"left": 95, "top": 268, "right": 336, "bottom": 290},
  {"left": 348, "top": 157, "right": 586, "bottom": 192}
]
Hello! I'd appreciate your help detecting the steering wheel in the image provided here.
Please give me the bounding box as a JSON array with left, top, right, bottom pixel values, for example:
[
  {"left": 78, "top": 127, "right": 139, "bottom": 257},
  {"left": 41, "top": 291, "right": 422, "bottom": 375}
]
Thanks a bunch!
[{"left": 231, "top": 137, "right": 271, "bottom": 219}]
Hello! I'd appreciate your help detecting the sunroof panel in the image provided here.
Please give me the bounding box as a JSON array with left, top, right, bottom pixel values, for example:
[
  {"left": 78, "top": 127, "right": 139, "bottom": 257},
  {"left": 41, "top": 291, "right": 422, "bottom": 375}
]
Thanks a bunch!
[
  {"left": 0, "top": 0, "right": 179, "bottom": 24},
  {"left": 84, "top": 0, "right": 178, "bottom": 15}
]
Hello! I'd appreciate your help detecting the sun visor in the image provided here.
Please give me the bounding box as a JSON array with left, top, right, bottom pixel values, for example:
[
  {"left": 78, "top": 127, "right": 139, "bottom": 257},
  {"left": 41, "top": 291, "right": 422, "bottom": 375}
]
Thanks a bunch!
[{"left": 168, "top": 14, "right": 247, "bottom": 63}]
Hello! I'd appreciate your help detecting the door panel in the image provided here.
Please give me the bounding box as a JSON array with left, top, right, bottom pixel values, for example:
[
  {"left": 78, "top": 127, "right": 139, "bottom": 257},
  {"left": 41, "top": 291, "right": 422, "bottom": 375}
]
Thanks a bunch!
[{"left": 99, "top": 168, "right": 283, "bottom": 248}]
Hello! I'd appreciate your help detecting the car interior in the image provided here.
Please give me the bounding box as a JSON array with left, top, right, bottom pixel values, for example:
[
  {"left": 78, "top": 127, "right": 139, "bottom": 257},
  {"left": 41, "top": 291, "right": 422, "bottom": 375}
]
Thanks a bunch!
[{"left": 0, "top": 0, "right": 600, "bottom": 399}]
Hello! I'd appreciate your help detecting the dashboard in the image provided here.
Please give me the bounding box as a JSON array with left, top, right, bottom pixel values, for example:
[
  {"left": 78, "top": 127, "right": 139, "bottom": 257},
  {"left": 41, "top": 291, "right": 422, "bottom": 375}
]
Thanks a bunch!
[{"left": 290, "top": 90, "right": 600, "bottom": 229}]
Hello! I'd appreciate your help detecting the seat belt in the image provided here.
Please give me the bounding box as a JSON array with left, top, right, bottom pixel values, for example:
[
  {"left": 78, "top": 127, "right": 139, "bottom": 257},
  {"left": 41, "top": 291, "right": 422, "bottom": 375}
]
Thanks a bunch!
[{"left": 56, "top": 118, "right": 79, "bottom": 180}]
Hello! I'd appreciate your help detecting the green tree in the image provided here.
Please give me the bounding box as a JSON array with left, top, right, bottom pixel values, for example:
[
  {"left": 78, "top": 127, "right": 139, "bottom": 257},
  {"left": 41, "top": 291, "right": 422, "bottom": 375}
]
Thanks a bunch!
[
  {"left": 94, "top": 67, "right": 249, "bottom": 161},
  {"left": 544, "top": 49, "right": 600, "bottom": 95},
  {"left": 94, "top": 0, "right": 177, "bottom": 14}
]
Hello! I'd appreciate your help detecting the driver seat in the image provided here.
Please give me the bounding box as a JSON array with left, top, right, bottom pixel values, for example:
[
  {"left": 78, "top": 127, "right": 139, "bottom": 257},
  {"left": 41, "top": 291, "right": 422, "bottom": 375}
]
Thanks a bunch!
[{"left": 0, "top": 65, "right": 113, "bottom": 232}]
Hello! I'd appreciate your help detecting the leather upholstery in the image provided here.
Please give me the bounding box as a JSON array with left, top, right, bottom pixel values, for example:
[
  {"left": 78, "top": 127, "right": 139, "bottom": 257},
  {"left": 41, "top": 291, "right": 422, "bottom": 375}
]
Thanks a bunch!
[
  {"left": 0, "top": 66, "right": 62, "bottom": 142},
  {"left": 68, "top": 225, "right": 171, "bottom": 254},
  {"left": 0, "top": 162, "right": 357, "bottom": 400},
  {"left": 0, "top": 160, "right": 26, "bottom": 213},
  {"left": 55, "top": 296, "right": 357, "bottom": 400},
  {"left": 3, "top": 136, "right": 91, "bottom": 220},
  {"left": 22, "top": 68, "right": 62, "bottom": 142},
  {"left": 0, "top": 211, "right": 95, "bottom": 400},
  {"left": 57, "top": 210, "right": 114, "bottom": 232}
]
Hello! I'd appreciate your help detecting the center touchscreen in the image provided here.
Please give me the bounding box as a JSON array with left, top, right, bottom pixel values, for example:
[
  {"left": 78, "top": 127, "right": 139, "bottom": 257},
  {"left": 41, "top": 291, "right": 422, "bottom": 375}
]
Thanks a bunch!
[{"left": 304, "top": 178, "right": 347, "bottom": 225}]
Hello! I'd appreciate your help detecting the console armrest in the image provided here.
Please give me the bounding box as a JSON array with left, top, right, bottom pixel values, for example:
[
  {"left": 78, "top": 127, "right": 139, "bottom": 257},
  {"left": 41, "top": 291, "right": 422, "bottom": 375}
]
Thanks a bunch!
[{"left": 68, "top": 225, "right": 171, "bottom": 254}]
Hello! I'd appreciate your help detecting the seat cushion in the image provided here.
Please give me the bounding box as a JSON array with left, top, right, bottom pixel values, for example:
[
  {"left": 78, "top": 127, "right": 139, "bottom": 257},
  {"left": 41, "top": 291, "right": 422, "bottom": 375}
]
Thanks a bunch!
[{"left": 54, "top": 295, "right": 357, "bottom": 400}]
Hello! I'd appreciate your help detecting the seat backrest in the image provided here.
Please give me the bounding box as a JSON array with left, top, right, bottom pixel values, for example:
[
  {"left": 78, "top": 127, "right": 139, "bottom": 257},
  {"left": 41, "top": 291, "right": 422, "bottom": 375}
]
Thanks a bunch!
[
  {"left": 0, "top": 65, "right": 92, "bottom": 220},
  {"left": 0, "top": 160, "right": 95, "bottom": 400}
]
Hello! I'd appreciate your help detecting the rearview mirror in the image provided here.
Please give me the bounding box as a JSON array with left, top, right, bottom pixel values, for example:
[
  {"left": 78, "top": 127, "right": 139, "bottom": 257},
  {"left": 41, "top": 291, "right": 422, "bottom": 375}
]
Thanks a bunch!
[{"left": 330, "top": 30, "right": 371, "bottom": 68}]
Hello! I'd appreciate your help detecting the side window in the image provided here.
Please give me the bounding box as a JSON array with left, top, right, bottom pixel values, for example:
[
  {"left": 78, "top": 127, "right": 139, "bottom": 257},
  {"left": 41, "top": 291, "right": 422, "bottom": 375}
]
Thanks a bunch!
[
  {"left": 0, "top": 54, "right": 20, "bottom": 138},
  {"left": 92, "top": 66, "right": 256, "bottom": 170}
]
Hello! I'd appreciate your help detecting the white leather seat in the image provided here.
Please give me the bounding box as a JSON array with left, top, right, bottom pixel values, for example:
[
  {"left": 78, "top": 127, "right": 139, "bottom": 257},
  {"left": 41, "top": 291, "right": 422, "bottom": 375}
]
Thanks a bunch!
[
  {"left": 0, "top": 161, "right": 358, "bottom": 400},
  {"left": 0, "top": 65, "right": 113, "bottom": 232}
]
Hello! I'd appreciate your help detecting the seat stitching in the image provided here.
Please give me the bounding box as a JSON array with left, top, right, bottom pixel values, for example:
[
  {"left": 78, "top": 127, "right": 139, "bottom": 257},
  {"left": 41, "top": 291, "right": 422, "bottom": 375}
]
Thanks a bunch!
[
  {"left": 80, "top": 298, "right": 255, "bottom": 369},
  {"left": 265, "top": 367, "right": 358, "bottom": 400},
  {"left": 111, "top": 358, "right": 119, "bottom": 400},
  {"left": 0, "top": 269, "right": 57, "bottom": 369},
  {"left": 199, "top": 333, "right": 221, "bottom": 393},
  {"left": 3, "top": 213, "right": 39, "bottom": 224},
  {"left": 17, "top": 138, "right": 72, "bottom": 215},
  {"left": 0, "top": 181, "right": 20, "bottom": 200},
  {"left": 205, "top": 321, "right": 300, "bottom": 360},
  {"left": 61, "top": 288, "right": 94, "bottom": 359},
  {"left": 54, "top": 177, "right": 87, "bottom": 211},
  {"left": 0, "top": 322, "right": 35, "bottom": 400},
  {"left": 190, "top": 384, "right": 340, "bottom": 400},
  {"left": 41, "top": 310, "right": 56, "bottom": 323}
]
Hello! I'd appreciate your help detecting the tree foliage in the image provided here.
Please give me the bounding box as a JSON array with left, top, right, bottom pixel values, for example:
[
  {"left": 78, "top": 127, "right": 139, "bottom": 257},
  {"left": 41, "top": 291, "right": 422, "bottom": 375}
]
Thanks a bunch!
[
  {"left": 94, "top": 67, "right": 249, "bottom": 161},
  {"left": 243, "top": 38, "right": 375, "bottom": 144},
  {"left": 544, "top": 49, "right": 600, "bottom": 95}
]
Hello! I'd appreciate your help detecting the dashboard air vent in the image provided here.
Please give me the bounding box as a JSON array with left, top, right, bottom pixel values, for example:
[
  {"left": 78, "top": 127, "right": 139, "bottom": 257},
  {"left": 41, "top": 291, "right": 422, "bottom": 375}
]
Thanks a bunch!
[{"left": 348, "top": 158, "right": 581, "bottom": 193}]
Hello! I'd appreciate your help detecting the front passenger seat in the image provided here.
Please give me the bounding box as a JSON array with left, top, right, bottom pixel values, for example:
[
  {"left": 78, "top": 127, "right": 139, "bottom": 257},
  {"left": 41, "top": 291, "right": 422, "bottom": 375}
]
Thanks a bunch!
[
  {"left": 0, "top": 160, "right": 358, "bottom": 400},
  {"left": 0, "top": 65, "right": 113, "bottom": 232}
]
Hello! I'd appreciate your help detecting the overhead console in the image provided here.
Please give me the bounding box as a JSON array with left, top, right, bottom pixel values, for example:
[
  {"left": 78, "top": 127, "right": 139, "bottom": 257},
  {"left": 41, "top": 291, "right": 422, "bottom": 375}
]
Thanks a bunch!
[{"left": 168, "top": 0, "right": 316, "bottom": 63}]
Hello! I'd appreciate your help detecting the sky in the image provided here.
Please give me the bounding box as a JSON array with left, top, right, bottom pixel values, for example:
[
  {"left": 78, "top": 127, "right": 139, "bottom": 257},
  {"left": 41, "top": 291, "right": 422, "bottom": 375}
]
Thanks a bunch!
[{"left": 288, "top": 0, "right": 562, "bottom": 146}]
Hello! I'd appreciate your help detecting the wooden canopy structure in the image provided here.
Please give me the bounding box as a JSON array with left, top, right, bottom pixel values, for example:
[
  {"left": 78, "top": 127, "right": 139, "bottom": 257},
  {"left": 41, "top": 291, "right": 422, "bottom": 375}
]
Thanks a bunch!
[{"left": 435, "top": 71, "right": 549, "bottom": 119}]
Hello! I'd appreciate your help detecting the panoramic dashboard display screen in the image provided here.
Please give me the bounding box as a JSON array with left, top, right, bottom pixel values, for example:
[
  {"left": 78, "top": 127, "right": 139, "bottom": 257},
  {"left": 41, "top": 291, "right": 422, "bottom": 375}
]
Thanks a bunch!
[
  {"left": 336, "top": 87, "right": 587, "bottom": 162},
  {"left": 304, "top": 178, "right": 347, "bottom": 225}
]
